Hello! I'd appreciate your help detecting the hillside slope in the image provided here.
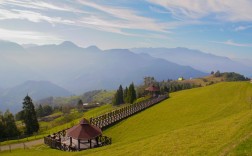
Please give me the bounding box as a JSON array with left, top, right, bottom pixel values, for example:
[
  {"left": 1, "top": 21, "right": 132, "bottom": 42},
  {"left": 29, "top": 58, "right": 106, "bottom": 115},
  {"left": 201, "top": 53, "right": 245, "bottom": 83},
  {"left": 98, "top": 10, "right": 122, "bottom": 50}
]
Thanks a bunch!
[
  {"left": 2, "top": 82, "right": 252, "bottom": 156},
  {"left": 82, "top": 82, "right": 252, "bottom": 155}
]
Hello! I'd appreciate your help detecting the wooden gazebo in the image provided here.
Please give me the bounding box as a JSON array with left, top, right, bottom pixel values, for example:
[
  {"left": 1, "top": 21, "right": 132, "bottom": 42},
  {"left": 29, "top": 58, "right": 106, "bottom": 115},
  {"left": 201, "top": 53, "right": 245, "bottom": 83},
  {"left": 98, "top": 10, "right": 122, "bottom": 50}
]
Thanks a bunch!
[
  {"left": 145, "top": 85, "right": 160, "bottom": 97},
  {"left": 66, "top": 118, "right": 102, "bottom": 150}
]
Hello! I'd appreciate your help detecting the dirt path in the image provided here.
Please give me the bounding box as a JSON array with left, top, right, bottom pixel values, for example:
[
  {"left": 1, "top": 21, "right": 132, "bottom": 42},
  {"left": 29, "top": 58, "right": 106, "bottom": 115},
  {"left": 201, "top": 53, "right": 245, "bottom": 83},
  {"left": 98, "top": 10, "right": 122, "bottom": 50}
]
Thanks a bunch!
[{"left": 0, "top": 139, "right": 44, "bottom": 151}]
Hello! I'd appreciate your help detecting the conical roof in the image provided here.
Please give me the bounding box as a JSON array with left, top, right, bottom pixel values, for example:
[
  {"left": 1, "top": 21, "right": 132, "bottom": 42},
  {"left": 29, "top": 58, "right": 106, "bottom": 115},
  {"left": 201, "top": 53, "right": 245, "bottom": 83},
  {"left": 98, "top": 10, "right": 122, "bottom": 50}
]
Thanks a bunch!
[
  {"left": 67, "top": 118, "right": 102, "bottom": 140},
  {"left": 145, "top": 85, "right": 160, "bottom": 92}
]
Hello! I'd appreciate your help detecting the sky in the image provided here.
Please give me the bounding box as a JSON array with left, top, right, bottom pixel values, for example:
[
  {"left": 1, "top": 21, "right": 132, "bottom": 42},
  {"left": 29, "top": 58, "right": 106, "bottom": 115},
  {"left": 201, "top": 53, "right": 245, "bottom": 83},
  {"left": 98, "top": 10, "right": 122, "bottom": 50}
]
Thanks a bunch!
[{"left": 0, "top": 0, "right": 252, "bottom": 59}]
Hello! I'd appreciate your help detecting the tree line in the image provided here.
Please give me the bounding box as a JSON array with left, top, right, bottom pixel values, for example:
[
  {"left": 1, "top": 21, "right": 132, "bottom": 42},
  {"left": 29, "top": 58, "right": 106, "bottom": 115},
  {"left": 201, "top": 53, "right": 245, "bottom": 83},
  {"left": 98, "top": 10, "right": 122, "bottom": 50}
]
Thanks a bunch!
[
  {"left": 113, "top": 83, "right": 137, "bottom": 105},
  {"left": 0, "top": 95, "right": 39, "bottom": 140},
  {"left": 212, "top": 71, "right": 249, "bottom": 81}
]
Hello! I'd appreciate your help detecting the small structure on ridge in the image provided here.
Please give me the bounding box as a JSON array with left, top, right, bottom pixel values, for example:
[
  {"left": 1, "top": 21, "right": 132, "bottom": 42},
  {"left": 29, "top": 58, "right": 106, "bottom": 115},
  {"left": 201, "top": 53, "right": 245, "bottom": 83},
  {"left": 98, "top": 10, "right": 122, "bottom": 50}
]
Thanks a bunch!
[{"left": 145, "top": 85, "right": 160, "bottom": 97}]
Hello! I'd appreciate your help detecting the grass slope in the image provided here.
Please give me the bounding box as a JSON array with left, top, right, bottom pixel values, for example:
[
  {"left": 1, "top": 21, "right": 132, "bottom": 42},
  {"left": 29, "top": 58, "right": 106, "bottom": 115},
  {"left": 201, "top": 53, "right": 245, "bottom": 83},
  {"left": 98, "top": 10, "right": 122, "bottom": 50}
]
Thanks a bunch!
[{"left": 2, "top": 82, "right": 252, "bottom": 156}]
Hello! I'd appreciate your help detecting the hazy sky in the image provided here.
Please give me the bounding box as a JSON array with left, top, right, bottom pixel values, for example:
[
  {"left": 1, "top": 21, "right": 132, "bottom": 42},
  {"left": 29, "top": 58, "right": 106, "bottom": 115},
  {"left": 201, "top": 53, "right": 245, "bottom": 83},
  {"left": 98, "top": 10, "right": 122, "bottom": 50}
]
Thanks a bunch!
[{"left": 0, "top": 0, "right": 252, "bottom": 59}]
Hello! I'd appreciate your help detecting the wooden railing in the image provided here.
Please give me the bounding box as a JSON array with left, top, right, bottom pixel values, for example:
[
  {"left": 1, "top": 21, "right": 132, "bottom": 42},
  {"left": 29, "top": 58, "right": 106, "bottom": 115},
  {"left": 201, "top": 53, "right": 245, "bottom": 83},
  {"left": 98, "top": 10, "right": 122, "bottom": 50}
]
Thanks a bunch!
[
  {"left": 44, "top": 129, "right": 112, "bottom": 151},
  {"left": 44, "top": 94, "right": 167, "bottom": 151},
  {"left": 90, "top": 94, "right": 168, "bottom": 130}
]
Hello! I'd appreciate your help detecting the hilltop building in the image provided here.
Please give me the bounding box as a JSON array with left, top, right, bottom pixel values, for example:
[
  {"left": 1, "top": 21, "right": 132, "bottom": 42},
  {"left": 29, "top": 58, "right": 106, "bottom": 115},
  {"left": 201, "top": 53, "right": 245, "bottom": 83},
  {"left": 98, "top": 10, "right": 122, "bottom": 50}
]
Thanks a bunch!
[
  {"left": 145, "top": 85, "right": 160, "bottom": 97},
  {"left": 178, "top": 77, "right": 185, "bottom": 81}
]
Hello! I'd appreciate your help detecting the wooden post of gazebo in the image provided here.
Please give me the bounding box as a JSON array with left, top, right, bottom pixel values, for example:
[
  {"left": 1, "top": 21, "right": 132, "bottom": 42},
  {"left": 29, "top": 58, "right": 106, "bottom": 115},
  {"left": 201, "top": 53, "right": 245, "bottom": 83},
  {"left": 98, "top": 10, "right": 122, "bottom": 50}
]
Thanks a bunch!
[
  {"left": 67, "top": 118, "right": 102, "bottom": 151},
  {"left": 70, "top": 137, "right": 72, "bottom": 146}
]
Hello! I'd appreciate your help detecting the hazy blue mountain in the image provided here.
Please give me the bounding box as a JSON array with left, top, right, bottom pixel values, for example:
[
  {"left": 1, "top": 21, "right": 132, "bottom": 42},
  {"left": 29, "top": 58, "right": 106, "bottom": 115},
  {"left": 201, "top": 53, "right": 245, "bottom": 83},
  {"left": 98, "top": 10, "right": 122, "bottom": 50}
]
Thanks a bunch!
[
  {"left": 0, "top": 54, "right": 42, "bottom": 88},
  {"left": 131, "top": 47, "right": 252, "bottom": 76},
  {"left": 21, "top": 44, "right": 38, "bottom": 48},
  {"left": 0, "top": 41, "right": 207, "bottom": 112},
  {"left": 64, "top": 48, "right": 206, "bottom": 93},
  {"left": 19, "top": 42, "right": 206, "bottom": 93},
  {"left": 233, "top": 58, "right": 252, "bottom": 77},
  {"left": 0, "top": 87, "right": 3, "bottom": 94},
  {"left": 0, "top": 80, "right": 72, "bottom": 113},
  {"left": 0, "top": 40, "right": 25, "bottom": 53}
]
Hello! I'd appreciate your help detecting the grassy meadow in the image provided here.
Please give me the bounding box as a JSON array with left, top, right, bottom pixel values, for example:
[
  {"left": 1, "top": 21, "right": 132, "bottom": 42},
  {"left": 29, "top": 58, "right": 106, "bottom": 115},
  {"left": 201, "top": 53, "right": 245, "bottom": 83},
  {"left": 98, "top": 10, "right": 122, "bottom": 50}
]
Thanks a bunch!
[{"left": 2, "top": 82, "right": 252, "bottom": 155}]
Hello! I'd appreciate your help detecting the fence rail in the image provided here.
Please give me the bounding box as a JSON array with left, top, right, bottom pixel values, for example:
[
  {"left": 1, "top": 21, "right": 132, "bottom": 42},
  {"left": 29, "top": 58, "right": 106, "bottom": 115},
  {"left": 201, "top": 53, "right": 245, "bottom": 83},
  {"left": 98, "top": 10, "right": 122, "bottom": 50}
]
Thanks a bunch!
[
  {"left": 90, "top": 94, "right": 168, "bottom": 130},
  {"left": 44, "top": 129, "right": 111, "bottom": 151},
  {"left": 44, "top": 94, "right": 168, "bottom": 152}
]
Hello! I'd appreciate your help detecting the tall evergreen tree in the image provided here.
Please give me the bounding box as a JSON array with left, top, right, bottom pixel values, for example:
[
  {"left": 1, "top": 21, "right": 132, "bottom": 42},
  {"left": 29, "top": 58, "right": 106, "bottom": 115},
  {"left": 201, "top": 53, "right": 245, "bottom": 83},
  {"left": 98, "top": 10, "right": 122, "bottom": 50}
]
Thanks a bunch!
[
  {"left": 127, "top": 83, "right": 137, "bottom": 104},
  {"left": 123, "top": 87, "right": 128, "bottom": 103},
  {"left": 118, "top": 85, "right": 124, "bottom": 104},
  {"left": 112, "top": 91, "right": 119, "bottom": 105},
  {"left": 113, "top": 85, "right": 124, "bottom": 105},
  {"left": 22, "top": 95, "right": 39, "bottom": 134}
]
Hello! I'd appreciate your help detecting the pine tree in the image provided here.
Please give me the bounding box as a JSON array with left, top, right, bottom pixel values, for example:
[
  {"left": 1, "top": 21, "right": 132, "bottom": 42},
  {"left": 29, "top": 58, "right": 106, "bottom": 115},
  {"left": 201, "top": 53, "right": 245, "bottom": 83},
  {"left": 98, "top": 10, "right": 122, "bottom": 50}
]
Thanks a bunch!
[
  {"left": 22, "top": 95, "right": 39, "bottom": 135},
  {"left": 112, "top": 91, "right": 119, "bottom": 105},
  {"left": 123, "top": 87, "right": 128, "bottom": 103},
  {"left": 113, "top": 85, "right": 124, "bottom": 105},
  {"left": 118, "top": 85, "right": 124, "bottom": 104},
  {"left": 127, "top": 83, "right": 137, "bottom": 104}
]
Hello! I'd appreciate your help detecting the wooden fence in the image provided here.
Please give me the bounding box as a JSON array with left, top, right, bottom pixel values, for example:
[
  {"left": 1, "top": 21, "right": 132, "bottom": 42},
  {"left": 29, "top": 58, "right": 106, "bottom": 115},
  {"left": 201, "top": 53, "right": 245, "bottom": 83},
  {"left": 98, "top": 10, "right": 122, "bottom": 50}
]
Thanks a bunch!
[
  {"left": 90, "top": 94, "right": 168, "bottom": 130},
  {"left": 44, "top": 94, "right": 167, "bottom": 151},
  {"left": 44, "top": 129, "right": 111, "bottom": 151}
]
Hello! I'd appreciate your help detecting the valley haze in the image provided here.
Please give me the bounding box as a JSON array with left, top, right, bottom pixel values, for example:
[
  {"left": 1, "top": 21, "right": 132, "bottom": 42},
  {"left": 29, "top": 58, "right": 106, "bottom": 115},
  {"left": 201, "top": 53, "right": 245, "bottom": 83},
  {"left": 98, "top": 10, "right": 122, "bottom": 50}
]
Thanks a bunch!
[{"left": 0, "top": 40, "right": 251, "bottom": 113}]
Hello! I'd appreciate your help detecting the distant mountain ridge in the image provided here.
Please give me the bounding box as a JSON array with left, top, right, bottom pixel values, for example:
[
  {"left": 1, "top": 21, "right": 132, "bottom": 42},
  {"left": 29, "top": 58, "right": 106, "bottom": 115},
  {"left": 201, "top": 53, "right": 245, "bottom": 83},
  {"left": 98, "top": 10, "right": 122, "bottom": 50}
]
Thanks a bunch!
[
  {"left": 0, "top": 80, "right": 72, "bottom": 113},
  {"left": 131, "top": 47, "right": 252, "bottom": 77},
  {"left": 0, "top": 40, "right": 218, "bottom": 112}
]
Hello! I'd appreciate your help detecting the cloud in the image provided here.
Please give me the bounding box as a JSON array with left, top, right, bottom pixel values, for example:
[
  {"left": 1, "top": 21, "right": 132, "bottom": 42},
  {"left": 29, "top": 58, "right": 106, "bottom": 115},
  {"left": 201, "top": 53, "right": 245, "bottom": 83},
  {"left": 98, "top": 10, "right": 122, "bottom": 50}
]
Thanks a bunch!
[
  {"left": 235, "top": 25, "right": 252, "bottom": 31},
  {"left": 212, "top": 40, "right": 252, "bottom": 47},
  {"left": 76, "top": 0, "right": 170, "bottom": 33},
  {"left": 0, "top": 0, "right": 81, "bottom": 12},
  {"left": 0, "top": 28, "right": 62, "bottom": 44},
  {"left": 0, "top": 0, "right": 175, "bottom": 37},
  {"left": 148, "top": 0, "right": 252, "bottom": 22},
  {"left": 0, "top": 8, "right": 75, "bottom": 25}
]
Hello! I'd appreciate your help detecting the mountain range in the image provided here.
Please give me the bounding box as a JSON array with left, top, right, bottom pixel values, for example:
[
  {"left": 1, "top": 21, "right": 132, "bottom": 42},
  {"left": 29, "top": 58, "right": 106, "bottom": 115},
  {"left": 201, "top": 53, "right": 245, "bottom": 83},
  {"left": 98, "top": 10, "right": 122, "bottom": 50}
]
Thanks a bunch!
[
  {"left": 1, "top": 40, "right": 251, "bottom": 113},
  {"left": 131, "top": 47, "right": 252, "bottom": 77},
  {"left": 0, "top": 81, "right": 72, "bottom": 113}
]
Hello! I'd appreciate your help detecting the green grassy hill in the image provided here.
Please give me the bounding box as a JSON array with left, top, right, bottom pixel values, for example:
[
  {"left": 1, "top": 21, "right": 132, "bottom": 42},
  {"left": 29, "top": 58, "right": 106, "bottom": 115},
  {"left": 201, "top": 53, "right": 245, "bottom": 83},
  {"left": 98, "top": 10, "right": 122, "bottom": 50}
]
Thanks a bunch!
[{"left": 3, "top": 82, "right": 252, "bottom": 155}]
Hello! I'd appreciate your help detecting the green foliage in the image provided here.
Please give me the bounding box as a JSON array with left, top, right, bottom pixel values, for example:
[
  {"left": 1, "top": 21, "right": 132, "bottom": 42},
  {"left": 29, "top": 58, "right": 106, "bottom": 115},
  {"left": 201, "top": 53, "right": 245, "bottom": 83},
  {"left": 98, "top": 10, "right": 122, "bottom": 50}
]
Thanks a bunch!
[
  {"left": 4, "top": 110, "right": 20, "bottom": 137},
  {"left": 36, "top": 104, "right": 53, "bottom": 118},
  {"left": 77, "top": 99, "right": 83, "bottom": 112},
  {"left": 112, "top": 85, "right": 124, "bottom": 105},
  {"left": 36, "top": 104, "right": 43, "bottom": 118},
  {"left": 22, "top": 95, "right": 39, "bottom": 135},
  {"left": 126, "top": 83, "right": 137, "bottom": 104},
  {"left": 15, "top": 110, "right": 24, "bottom": 121},
  {"left": 222, "top": 72, "right": 248, "bottom": 81},
  {"left": 0, "top": 110, "right": 19, "bottom": 139},
  {"left": 5, "top": 82, "right": 252, "bottom": 155},
  {"left": 38, "top": 90, "right": 115, "bottom": 110},
  {"left": 123, "top": 87, "right": 128, "bottom": 103}
]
